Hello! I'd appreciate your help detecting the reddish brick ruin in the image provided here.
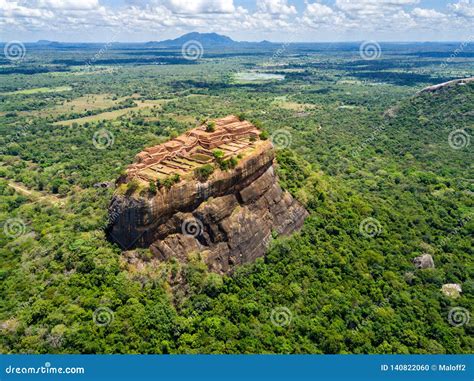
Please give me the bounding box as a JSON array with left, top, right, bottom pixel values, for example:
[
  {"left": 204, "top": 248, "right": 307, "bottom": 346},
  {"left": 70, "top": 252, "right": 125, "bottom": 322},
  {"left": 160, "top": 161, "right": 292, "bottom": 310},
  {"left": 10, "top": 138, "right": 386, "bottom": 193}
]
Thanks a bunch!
[{"left": 125, "top": 115, "right": 260, "bottom": 182}]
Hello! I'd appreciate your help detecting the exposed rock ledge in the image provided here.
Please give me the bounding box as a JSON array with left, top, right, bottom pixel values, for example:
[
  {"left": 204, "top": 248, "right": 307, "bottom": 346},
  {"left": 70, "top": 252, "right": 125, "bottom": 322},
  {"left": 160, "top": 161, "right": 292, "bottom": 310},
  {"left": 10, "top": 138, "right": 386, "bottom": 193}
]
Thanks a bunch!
[
  {"left": 107, "top": 131, "right": 308, "bottom": 274},
  {"left": 418, "top": 77, "right": 473, "bottom": 94}
]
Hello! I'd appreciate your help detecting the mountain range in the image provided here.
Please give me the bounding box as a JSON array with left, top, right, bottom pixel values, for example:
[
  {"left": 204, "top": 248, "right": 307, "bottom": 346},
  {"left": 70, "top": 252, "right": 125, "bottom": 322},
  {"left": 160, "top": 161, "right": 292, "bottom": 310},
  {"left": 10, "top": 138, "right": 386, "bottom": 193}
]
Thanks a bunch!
[{"left": 30, "top": 32, "right": 272, "bottom": 49}]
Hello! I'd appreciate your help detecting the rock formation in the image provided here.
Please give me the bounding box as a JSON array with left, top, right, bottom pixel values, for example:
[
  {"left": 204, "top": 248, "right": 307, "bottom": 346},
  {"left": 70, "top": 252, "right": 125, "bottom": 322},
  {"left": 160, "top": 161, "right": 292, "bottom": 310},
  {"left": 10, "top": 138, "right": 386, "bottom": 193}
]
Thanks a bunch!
[
  {"left": 413, "top": 254, "right": 435, "bottom": 269},
  {"left": 418, "top": 77, "right": 474, "bottom": 94},
  {"left": 441, "top": 283, "right": 462, "bottom": 298},
  {"left": 107, "top": 115, "right": 308, "bottom": 273}
]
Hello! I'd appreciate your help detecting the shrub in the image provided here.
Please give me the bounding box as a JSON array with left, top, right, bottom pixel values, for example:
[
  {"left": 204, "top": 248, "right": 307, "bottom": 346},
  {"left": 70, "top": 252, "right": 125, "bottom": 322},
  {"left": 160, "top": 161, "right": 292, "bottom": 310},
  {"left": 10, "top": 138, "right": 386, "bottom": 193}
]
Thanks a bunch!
[
  {"left": 194, "top": 164, "right": 214, "bottom": 182},
  {"left": 212, "top": 149, "right": 224, "bottom": 159},
  {"left": 259, "top": 131, "right": 269, "bottom": 140},
  {"left": 156, "top": 178, "right": 163, "bottom": 189},
  {"left": 163, "top": 174, "right": 181, "bottom": 189},
  {"left": 206, "top": 122, "right": 216, "bottom": 132},
  {"left": 228, "top": 156, "right": 238, "bottom": 169},
  {"left": 217, "top": 156, "right": 238, "bottom": 171},
  {"left": 218, "top": 160, "right": 228, "bottom": 170},
  {"left": 126, "top": 179, "right": 140, "bottom": 195},
  {"left": 149, "top": 180, "right": 157, "bottom": 194}
]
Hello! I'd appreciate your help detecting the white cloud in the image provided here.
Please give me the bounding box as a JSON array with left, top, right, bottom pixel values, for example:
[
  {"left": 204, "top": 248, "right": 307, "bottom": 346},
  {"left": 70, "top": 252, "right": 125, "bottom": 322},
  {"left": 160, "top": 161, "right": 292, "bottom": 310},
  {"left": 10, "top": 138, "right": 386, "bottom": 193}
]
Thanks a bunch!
[
  {"left": 257, "top": 0, "right": 297, "bottom": 15},
  {"left": 0, "top": 0, "right": 46, "bottom": 17},
  {"left": 161, "top": 0, "right": 235, "bottom": 14},
  {"left": 301, "top": 2, "right": 344, "bottom": 27},
  {"left": 37, "top": 0, "right": 100, "bottom": 10},
  {"left": 335, "top": 0, "right": 419, "bottom": 20},
  {"left": 448, "top": 0, "right": 474, "bottom": 18},
  {"left": 302, "top": 0, "right": 421, "bottom": 31},
  {"left": 305, "top": 2, "right": 334, "bottom": 18},
  {"left": 412, "top": 7, "right": 446, "bottom": 19}
]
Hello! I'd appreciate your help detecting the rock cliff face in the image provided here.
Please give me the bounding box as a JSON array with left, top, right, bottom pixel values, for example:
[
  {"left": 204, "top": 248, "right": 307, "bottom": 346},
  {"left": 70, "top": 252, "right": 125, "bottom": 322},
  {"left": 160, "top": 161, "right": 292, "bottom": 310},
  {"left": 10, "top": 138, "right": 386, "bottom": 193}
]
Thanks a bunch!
[{"left": 107, "top": 117, "right": 308, "bottom": 273}]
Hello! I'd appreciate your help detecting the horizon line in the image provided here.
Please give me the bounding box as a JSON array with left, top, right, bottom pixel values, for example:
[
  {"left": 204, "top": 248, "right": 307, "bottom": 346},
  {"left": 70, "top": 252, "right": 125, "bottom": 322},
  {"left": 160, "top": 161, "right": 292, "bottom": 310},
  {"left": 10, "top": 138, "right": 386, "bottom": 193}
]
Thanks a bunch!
[{"left": 1, "top": 40, "right": 470, "bottom": 44}]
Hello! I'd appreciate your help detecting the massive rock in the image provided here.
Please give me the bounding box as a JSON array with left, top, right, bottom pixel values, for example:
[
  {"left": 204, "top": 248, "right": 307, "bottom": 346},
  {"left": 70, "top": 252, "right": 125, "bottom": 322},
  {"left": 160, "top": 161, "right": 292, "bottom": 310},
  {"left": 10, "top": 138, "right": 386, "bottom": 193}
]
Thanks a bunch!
[
  {"left": 413, "top": 254, "right": 435, "bottom": 269},
  {"left": 107, "top": 116, "right": 308, "bottom": 273}
]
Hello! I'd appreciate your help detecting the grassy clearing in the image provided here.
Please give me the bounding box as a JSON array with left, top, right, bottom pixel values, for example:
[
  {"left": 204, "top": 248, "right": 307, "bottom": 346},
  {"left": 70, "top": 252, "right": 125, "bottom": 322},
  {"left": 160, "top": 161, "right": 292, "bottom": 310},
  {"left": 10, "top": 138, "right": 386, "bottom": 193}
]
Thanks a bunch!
[
  {"left": 233, "top": 72, "right": 285, "bottom": 83},
  {"left": 21, "top": 94, "right": 144, "bottom": 118},
  {"left": 164, "top": 113, "right": 197, "bottom": 123},
  {"left": 50, "top": 67, "right": 117, "bottom": 76},
  {"left": 272, "top": 98, "right": 317, "bottom": 111},
  {"left": 53, "top": 100, "right": 167, "bottom": 126},
  {"left": 2, "top": 86, "right": 72, "bottom": 95},
  {"left": 7, "top": 179, "right": 67, "bottom": 207}
]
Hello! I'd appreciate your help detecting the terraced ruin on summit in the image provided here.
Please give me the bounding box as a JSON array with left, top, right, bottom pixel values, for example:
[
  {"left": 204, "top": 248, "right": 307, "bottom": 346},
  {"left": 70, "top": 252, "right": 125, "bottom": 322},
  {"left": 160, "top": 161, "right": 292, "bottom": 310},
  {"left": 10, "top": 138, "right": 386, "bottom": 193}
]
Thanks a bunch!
[
  {"left": 125, "top": 115, "right": 260, "bottom": 183},
  {"left": 108, "top": 115, "right": 308, "bottom": 273}
]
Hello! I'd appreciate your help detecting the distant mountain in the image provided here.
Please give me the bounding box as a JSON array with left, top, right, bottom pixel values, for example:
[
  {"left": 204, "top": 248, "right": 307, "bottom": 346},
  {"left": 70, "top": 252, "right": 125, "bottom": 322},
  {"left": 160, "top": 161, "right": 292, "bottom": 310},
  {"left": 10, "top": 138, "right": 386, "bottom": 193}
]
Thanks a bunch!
[
  {"left": 35, "top": 40, "right": 59, "bottom": 45},
  {"left": 146, "top": 32, "right": 237, "bottom": 48},
  {"left": 25, "top": 33, "right": 276, "bottom": 49}
]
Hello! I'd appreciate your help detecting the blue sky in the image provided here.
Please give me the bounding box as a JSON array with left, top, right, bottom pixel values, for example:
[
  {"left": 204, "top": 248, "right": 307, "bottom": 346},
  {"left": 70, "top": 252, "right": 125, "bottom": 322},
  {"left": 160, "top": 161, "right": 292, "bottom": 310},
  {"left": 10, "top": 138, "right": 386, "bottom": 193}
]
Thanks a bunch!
[{"left": 1, "top": 0, "right": 473, "bottom": 42}]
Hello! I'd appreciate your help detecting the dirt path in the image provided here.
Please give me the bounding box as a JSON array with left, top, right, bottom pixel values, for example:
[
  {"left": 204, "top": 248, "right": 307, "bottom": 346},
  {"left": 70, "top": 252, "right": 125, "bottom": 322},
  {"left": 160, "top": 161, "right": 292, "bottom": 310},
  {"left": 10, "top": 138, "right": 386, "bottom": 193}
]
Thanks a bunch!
[{"left": 7, "top": 180, "right": 67, "bottom": 207}]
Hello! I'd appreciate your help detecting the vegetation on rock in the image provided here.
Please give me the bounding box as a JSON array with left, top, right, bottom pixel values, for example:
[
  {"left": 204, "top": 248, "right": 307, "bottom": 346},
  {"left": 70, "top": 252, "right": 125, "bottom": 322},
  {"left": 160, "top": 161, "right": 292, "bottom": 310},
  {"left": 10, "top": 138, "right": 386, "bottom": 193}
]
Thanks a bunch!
[{"left": 194, "top": 164, "right": 215, "bottom": 182}]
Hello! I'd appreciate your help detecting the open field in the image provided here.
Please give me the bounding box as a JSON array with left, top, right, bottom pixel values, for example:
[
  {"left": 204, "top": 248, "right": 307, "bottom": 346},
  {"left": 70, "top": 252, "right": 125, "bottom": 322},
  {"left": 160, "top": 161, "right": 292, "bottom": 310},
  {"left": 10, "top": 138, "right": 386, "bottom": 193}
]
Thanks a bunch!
[
  {"left": 233, "top": 71, "right": 285, "bottom": 83},
  {"left": 2, "top": 86, "right": 72, "bottom": 95},
  {"left": 271, "top": 97, "right": 318, "bottom": 111},
  {"left": 53, "top": 99, "right": 167, "bottom": 125}
]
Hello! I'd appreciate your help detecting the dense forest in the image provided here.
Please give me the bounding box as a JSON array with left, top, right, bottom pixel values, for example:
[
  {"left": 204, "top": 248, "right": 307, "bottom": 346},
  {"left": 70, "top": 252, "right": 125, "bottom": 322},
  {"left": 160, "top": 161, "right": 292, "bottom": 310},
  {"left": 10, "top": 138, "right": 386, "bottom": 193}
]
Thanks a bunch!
[{"left": 0, "top": 43, "right": 472, "bottom": 354}]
